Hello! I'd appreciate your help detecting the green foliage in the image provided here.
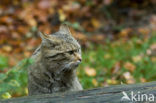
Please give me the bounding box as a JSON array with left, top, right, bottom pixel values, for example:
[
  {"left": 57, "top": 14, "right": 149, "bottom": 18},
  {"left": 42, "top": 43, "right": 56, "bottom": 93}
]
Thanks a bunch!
[
  {"left": 0, "top": 58, "right": 33, "bottom": 99},
  {"left": 0, "top": 56, "right": 8, "bottom": 70},
  {"left": 78, "top": 33, "right": 156, "bottom": 89}
]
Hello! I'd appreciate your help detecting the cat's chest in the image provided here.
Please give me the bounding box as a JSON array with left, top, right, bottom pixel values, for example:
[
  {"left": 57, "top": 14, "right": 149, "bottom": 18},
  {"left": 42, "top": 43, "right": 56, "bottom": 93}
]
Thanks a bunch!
[
  {"left": 47, "top": 78, "right": 72, "bottom": 92},
  {"left": 40, "top": 70, "right": 75, "bottom": 92}
]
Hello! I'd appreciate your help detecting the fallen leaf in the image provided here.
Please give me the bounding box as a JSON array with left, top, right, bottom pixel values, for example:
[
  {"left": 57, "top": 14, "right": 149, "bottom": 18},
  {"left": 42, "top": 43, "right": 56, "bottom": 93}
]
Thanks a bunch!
[
  {"left": 123, "top": 72, "right": 135, "bottom": 84},
  {"left": 103, "top": 0, "right": 112, "bottom": 5},
  {"left": 146, "top": 49, "right": 152, "bottom": 55},
  {"left": 120, "top": 28, "right": 132, "bottom": 37},
  {"left": 140, "top": 77, "right": 146, "bottom": 83},
  {"left": 104, "top": 54, "right": 111, "bottom": 59},
  {"left": 24, "top": 51, "right": 31, "bottom": 57},
  {"left": 111, "top": 62, "right": 121, "bottom": 74},
  {"left": 148, "top": 43, "right": 156, "bottom": 56},
  {"left": 73, "top": 32, "right": 87, "bottom": 41},
  {"left": 25, "top": 88, "right": 28, "bottom": 95},
  {"left": 1, "top": 92, "right": 11, "bottom": 99},
  {"left": 132, "top": 55, "right": 142, "bottom": 63},
  {"left": 124, "top": 62, "right": 136, "bottom": 72},
  {"left": 0, "top": 26, "right": 8, "bottom": 33},
  {"left": 106, "top": 79, "right": 118, "bottom": 84},
  {"left": 9, "top": 57, "right": 17, "bottom": 66},
  {"left": 28, "top": 18, "right": 37, "bottom": 26},
  {"left": 150, "top": 43, "right": 156, "bottom": 50},
  {"left": 38, "top": 0, "right": 51, "bottom": 10},
  {"left": 138, "top": 27, "right": 150, "bottom": 35},
  {"left": 58, "top": 9, "right": 66, "bottom": 22},
  {"left": 85, "top": 67, "right": 96, "bottom": 76},
  {"left": 151, "top": 57, "right": 156, "bottom": 62},
  {"left": 92, "top": 79, "right": 98, "bottom": 86},
  {"left": 2, "top": 45, "right": 12, "bottom": 52},
  {"left": 91, "top": 18, "right": 101, "bottom": 29}
]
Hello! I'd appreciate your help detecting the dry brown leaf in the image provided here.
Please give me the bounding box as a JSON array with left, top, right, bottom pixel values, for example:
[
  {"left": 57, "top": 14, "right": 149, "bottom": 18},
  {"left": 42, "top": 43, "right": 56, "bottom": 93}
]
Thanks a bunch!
[
  {"left": 138, "top": 27, "right": 150, "bottom": 35},
  {"left": 24, "top": 51, "right": 31, "bottom": 57},
  {"left": 140, "top": 77, "right": 147, "bottom": 83},
  {"left": 151, "top": 57, "right": 156, "bottom": 62},
  {"left": 146, "top": 49, "right": 152, "bottom": 55},
  {"left": 85, "top": 67, "right": 96, "bottom": 76},
  {"left": 124, "top": 62, "right": 136, "bottom": 72},
  {"left": 148, "top": 43, "right": 156, "bottom": 56},
  {"left": 38, "top": 0, "right": 51, "bottom": 10},
  {"left": 63, "top": 2, "right": 80, "bottom": 11},
  {"left": 28, "top": 18, "right": 37, "bottom": 27},
  {"left": 9, "top": 57, "right": 17, "bottom": 66},
  {"left": 111, "top": 62, "right": 121, "bottom": 74},
  {"left": 120, "top": 28, "right": 132, "bottom": 37},
  {"left": 2, "top": 45, "right": 12, "bottom": 52},
  {"left": 150, "top": 43, "right": 156, "bottom": 50},
  {"left": 103, "top": 0, "right": 112, "bottom": 5},
  {"left": 132, "top": 55, "right": 142, "bottom": 63},
  {"left": 91, "top": 18, "right": 101, "bottom": 29},
  {"left": 91, "top": 35, "right": 105, "bottom": 42},
  {"left": 58, "top": 9, "right": 66, "bottom": 22},
  {"left": 0, "top": 26, "right": 8, "bottom": 33},
  {"left": 73, "top": 32, "right": 87, "bottom": 41},
  {"left": 123, "top": 72, "right": 135, "bottom": 84}
]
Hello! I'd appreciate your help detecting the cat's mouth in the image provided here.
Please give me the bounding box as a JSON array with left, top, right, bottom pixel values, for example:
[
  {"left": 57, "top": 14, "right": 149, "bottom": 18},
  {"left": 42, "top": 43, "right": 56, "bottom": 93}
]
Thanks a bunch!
[
  {"left": 69, "top": 61, "right": 81, "bottom": 67},
  {"left": 62, "top": 61, "right": 81, "bottom": 71},
  {"left": 56, "top": 61, "right": 81, "bottom": 73}
]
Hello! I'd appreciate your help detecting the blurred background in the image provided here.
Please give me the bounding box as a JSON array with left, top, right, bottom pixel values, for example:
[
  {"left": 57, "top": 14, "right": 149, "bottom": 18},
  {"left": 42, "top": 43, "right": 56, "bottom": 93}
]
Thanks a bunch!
[{"left": 0, "top": 0, "right": 156, "bottom": 99}]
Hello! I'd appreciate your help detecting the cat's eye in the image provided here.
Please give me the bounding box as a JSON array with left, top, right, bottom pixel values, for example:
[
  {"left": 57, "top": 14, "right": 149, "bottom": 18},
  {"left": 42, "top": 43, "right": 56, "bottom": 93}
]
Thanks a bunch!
[
  {"left": 46, "top": 54, "right": 59, "bottom": 58},
  {"left": 68, "top": 49, "right": 80, "bottom": 55},
  {"left": 68, "top": 50, "right": 74, "bottom": 54}
]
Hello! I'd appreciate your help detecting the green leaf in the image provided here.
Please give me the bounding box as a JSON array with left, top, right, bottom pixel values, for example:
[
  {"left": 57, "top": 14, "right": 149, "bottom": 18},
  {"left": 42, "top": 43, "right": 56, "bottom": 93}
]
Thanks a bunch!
[
  {"left": 1, "top": 92, "right": 11, "bottom": 99},
  {"left": 0, "top": 56, "right": 8, "bottom": 70},
  {"left": 0, "top": 73, "right": 7, "bottom": 82}
]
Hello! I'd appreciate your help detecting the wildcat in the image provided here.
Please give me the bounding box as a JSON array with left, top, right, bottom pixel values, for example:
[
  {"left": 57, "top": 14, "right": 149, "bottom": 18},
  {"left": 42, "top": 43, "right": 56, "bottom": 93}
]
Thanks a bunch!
[{"left": 28, "top": 25, "right": 83, "bottom": 95}]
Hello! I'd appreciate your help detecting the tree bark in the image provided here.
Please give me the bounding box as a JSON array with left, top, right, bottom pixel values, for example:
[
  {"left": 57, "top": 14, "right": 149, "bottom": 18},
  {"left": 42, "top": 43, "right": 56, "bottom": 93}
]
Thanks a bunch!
[{"left": 1, "top": 81, "right": 156, "bottom": 103}]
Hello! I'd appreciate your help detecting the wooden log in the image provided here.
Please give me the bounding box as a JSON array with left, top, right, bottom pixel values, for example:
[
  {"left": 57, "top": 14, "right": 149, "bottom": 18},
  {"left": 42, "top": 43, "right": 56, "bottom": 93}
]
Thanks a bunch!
[{"left": 1, "top": 81, "right": 156, "bottom": 103}]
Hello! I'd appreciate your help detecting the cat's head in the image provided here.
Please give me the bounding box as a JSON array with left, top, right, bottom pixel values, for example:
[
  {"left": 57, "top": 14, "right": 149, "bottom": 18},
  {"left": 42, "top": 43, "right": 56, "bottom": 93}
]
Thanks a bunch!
[{"left": 39, "top": 24, "right": 82, "bottom": 72}]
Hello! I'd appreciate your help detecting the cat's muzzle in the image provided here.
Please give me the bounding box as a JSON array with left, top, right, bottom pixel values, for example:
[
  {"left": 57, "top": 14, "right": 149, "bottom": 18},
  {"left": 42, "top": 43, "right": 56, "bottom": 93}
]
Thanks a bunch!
[
  {"left": 74, "top": 61, "right": 81, "bottom": 67},
  {"left": 64, "top": 60, "right": 81, "bottom": 71}
]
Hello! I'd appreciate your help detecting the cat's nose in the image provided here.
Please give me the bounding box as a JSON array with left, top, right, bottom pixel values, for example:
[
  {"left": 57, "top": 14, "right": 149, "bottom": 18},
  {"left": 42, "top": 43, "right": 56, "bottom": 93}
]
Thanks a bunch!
[
  {"left": 74, "top": 53, "right": 82, "bottom": 62},
  {"left": 77, "top": 59, "right": 81, "bottom": 64},
  {"left": 77, "top": 55, "right": 82, "bottom": 62},
  {"left": 78, "top": 58, "right": 82, "bottom": 62}
]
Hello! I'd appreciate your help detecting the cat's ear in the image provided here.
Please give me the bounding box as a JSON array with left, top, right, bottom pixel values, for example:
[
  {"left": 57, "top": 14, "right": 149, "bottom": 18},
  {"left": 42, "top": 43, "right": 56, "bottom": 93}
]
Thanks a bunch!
[
  {"left": 38, "top": 31, "right": 50, "bottom": 40},
  {"left": 38, "top": 31, "right": 60, "bottom": 44},
  {"left": 59, "top": 24, "right": 71, "bottom": 35}
]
